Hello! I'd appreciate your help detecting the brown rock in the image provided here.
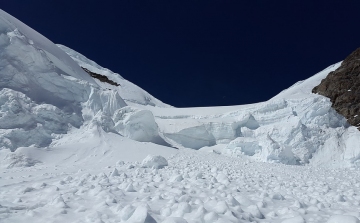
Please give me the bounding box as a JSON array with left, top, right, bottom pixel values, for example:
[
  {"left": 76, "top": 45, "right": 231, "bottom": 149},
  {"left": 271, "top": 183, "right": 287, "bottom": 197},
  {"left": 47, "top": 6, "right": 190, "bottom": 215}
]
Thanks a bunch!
[{"left": 312, "top": 47, "right": 360, "bottom": 129}]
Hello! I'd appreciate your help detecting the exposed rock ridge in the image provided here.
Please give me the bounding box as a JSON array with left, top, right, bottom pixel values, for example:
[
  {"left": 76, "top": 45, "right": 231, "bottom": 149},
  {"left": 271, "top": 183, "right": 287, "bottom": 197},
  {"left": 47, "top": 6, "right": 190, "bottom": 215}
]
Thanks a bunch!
[
  {"left": 82, "top": 67, "right": 120, "bottom": 86},
  {"left": 312, "top": 47, "right": 360, "bottom": 129}
]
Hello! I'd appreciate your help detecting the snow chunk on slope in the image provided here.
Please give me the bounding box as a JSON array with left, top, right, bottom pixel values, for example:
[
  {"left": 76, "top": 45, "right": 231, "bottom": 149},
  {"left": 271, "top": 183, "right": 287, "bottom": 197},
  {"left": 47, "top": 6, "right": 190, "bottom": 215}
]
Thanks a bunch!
[
  {"left": 1, "top": 150, "right": 40, "bottom": 168},
  {"left": 281, "top": 216, "right": 306, "bottom": 223},
  {"left": 141, "top": 155, "right": 168, "bottom": 169},
  {"left": 164, "top": 125, "right": 216, "bottom": 150},
  {"left": 126, "top": 206, "right": 156, "bottom": 223},
  {"left": 0, "top": 88, "right": 82, "bottom": 151},
  {"left": 113, "top": 106, "right": 167, "bottom": 144},
  {"left": 327, "top": 215, "right": 360, "bottom": 223}
]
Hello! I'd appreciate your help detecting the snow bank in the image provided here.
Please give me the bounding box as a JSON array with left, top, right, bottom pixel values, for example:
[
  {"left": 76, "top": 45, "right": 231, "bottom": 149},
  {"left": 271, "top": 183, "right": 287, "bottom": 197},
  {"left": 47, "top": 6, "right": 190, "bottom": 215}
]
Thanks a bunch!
[
  {"left": 1, "top": 151, "right": 40, "bottom": 168},
  {"left": 164, "top": 125, "right": 216, "bottom": 150},
  {"left": 113, "top": 106, "right": 163, "bottom": 143},
  {"left": 141, "top": 155, "right": 168, "bottom": 169},
  {"left": 0, "top": 88, "right": 83, "bottom": 151},
  {"left": 327, "top": 215, "right": 360, "bottom": 223}
]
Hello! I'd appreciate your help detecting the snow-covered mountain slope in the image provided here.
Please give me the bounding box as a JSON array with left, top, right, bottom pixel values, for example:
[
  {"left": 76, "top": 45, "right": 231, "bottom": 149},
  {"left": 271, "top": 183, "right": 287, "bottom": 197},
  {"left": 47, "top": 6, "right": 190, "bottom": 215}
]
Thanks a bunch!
[
  {"left": 2, "top": 8, "right": 360, "bottom": 223},
  {"left": 134, "top": 63, "right": 360, "bottom": 167},
  {"left": 0, "top": 5, "right": 359, "bottom": 169},
  {"left": 0, "top": 6, "right": 168, "bottom": 153},
  {"left": 0, "top": 8, "right": 128, "bottom": 152},
  {"left": 57, "top": 44, "right": 171, "bottom": 108},
  {"left": 55, "top": 42, "right": 360, "bottom": 167}
]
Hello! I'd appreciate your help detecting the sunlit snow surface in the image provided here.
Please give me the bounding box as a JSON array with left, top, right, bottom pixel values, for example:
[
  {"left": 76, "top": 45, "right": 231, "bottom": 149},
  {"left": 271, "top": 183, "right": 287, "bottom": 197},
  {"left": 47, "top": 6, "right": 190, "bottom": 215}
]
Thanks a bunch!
[
  {"left": 1, "top": 7, "right": 360, "bottom": 223},
  {"left": 3, "top": 149, "right": 360, "bottom": 223},
  {"left": 58, "top": 44, "right": 360, "bottom": 168},
  {"left": 57, "top": 44, "right": 171, "bottom": 108}
]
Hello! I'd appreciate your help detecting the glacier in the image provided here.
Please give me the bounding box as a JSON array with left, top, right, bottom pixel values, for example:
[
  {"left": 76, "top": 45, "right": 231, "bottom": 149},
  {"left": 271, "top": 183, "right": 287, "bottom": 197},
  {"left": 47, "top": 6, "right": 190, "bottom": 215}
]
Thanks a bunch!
[
  {"left": 58, "top": 42, "right": 360, "bottom": 167},
  {"left": 1, "top": 8, "right": 360, "bottom": 223},
  {"left": 0, "top": 6, "right": 360, "bottom": 168}
]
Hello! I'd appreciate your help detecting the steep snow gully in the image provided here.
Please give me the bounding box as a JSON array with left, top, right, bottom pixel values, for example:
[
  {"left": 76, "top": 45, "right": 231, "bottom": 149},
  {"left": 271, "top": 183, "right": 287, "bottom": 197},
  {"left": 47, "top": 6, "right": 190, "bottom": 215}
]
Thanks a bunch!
[{"left": 1, "top": 8, "right": 360, "bottom": 223}]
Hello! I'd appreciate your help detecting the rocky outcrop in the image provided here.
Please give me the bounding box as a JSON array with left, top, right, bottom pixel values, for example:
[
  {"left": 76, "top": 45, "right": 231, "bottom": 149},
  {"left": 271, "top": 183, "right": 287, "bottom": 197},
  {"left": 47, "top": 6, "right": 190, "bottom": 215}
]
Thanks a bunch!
[
  {"left": 312, "top": 48, "right": 360, "bottom": 129},
  {"left": 82, "top": 67, "right": 120, "bottom": 86}
]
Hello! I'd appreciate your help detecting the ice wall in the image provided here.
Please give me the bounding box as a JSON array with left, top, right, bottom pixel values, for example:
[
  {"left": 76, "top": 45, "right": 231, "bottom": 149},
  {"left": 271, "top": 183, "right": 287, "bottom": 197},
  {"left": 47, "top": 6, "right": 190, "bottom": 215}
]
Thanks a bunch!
[
  {"left": 148, "top": 64, "right": 360, "bottom": 167},
  {"left": 0, "top": 9, "right": 128, "bottom": 151}
]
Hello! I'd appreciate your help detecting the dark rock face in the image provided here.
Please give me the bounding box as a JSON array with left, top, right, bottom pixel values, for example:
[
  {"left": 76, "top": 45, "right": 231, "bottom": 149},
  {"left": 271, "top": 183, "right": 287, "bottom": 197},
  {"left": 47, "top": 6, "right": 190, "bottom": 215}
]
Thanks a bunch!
[
  {"left": 82, "top": 67, "right": 120, "bottom": 86},
  {"left": 312, "top": 48, "right": 360, "bottom": 129}
]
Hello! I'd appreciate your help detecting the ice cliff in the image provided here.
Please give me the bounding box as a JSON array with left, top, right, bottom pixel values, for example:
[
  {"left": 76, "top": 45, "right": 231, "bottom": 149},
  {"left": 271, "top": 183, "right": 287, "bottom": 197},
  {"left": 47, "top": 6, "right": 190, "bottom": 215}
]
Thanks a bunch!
[
  {"left": 0, "top": 9, "right": 140, "bottom": 151},
  {"left": 62, "top": 43, "right": 360, "bottom": 167}
]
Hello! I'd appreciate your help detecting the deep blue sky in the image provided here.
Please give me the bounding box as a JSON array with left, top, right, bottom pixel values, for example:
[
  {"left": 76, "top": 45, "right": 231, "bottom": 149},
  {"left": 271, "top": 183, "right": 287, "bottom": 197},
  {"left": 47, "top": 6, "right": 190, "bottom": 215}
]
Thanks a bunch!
[{"left": 2, "top": 1, "right": 360, "bottom": 107}]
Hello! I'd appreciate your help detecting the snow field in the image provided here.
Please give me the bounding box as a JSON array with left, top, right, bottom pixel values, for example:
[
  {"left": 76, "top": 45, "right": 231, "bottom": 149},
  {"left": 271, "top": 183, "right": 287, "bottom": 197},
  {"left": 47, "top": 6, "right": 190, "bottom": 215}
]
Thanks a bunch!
[
  {"left": 1, "top": 149, "right": 360, "bottom": 223},
  {"left": 2, "top": 7, "right": 360, "bottom": 223},
  {"left": 2, "top": 5, "right": 359, "bottom": 168}
]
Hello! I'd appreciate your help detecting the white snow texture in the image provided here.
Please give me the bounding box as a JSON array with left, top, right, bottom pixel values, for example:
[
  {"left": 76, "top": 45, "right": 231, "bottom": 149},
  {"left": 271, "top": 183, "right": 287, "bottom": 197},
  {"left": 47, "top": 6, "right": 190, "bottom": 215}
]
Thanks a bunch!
[{"left": 1, "top": 8, "right": 360, "bottom": 223}]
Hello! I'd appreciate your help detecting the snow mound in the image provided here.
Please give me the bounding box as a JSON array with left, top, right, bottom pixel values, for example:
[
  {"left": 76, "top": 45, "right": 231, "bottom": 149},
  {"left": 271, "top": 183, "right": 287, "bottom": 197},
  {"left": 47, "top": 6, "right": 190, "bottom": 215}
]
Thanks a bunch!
[
  {"left": 281, "top": 216, "right": 306, "bottom": 223},
  {"left": 0, "top": 88, "right": 83, "bottom": 151},
  {"left": 1, "top": 151, "right": 40, "bottom": 168},
  {"left": 162, "top": 217, "right": 188, "bottom": 223},
  {"left": 164, "top": 125, "right": 216, "bottom": 150},
  {"left": 141, "top": 155, "right": 168, "bottom": 169},
  {"left": 3, "top": 148, "right": 360, "bottom": 222},
  {"left": 327, "top": 215, "right": 360, "bottom": 223},
  {"left": 113, "top": 106, "right": 168, "bottom": 145},
  {"left": 126, "top": 205, "right": 157, "bottom": 223}
]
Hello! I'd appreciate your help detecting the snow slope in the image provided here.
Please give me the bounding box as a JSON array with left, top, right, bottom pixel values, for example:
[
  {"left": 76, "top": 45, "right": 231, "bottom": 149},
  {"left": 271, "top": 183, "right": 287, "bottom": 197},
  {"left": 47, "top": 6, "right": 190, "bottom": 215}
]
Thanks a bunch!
[
  {"left": 1, "top": 8, "right": 360, "bottom": 223},
  {"left": 57, "top": 44, "right": 171, "bottom": 108},
  {"left": 0, "top": 5, "right": 359, "bottom": 167},
  {"left": 2, "top": 146, "right": 360, "bottom": 223},
  {"left": 0, "top": 8, "right": 129, "bottom": 152},
  {"left": 128, "top": 63, "right": 360, "bottom": 168},
  {"left": 57, "top": 42, "right": 360, "bottom": 168}
]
